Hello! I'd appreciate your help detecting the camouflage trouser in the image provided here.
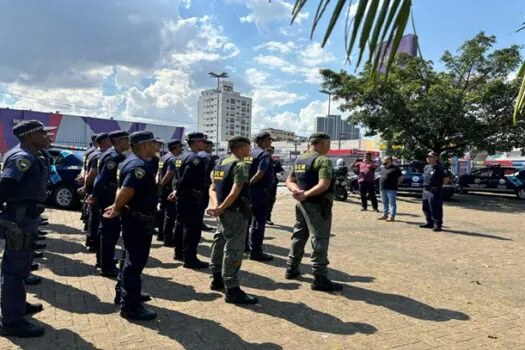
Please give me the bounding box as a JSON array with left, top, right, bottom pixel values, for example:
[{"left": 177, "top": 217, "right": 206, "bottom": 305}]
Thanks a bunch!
[
  {"left": 287, "top": 200, "right": 332, "bottom": 276},
  {"left": 210, "top": 210, "right": 249, "bottom": 289}
]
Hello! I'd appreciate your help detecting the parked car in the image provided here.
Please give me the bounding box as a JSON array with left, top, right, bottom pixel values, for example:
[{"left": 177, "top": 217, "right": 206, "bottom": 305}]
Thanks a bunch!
[
  {"left": 47, "top": 146, "right": 85, "bottom": 209},
  {"left": 458, "top": 165, "right": 525, "bottom": 199}
]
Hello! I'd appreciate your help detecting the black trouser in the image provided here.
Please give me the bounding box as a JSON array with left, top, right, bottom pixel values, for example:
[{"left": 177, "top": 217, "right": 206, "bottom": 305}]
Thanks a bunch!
[
  {"left": 98, "top": 197, "right": 120, "bottom": 272},
  {"left": 162, "top": 193, "right": 177, "bottom": 245},
  {"left": 267, "top": 184, "right": 277, "bottom": 221},
  {"left": 359, "top": 181, "right": 378, "bottom": 210},
  {"left": 174, "top": 196, "right": 205, "bottom": 262}
]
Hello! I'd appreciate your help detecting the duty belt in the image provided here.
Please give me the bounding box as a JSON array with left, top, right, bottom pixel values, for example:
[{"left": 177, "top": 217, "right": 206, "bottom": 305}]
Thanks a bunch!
[{"left": 123, "top": 208, "right": 156, "bottom": 225}]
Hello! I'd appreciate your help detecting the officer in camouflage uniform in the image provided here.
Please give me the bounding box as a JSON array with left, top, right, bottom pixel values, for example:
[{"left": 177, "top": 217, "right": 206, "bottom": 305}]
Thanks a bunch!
[
  {"left": 207, "top": 136, "right": 258, "bottom": 305},
  {"left": 0, "top": 120, "right": 56, "bottom": 337},
  {"left": 285, "top": 132, "right": 343, "bottom": 292}
]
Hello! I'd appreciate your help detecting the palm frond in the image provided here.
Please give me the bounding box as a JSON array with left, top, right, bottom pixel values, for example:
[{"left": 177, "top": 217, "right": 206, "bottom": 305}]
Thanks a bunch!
[{"left": 513, "top": 61, "right": 525, "bottom": 124}]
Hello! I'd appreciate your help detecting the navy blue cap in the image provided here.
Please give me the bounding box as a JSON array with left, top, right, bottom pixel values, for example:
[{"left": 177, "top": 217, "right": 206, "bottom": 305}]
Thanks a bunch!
[
  {"left": 109, "top": 130, "right": 129, "bottom": 142},
  {"left": 168, "top": 139, "right": 182, "bottom": 150},
  {"left": 154, "top": 137, "right": 165, "bottom": 144},
  {"left": 13, "top": 120, "right": 56, "bottom": 137},
  {"left": 95, "top": 133, "right": 110, "bottom": 143},
  {"left": 90, "top": 135, "right": 97, "bottom": 142},
  {"left": 129, "top": 131, "right": 156, "bottom": 145},
  {"left": 204, "top": 139, "right": 214, "bottom": 146},
  {"left": 255, "top": 130, "right": 273, "bottom": 141},
  {"left": 185, "top": 132, "right": 207, "bottom": 142}
]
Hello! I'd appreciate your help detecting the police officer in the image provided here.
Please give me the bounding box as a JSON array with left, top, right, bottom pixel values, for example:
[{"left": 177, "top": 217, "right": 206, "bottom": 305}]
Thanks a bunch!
[
  {"left": 103, "top": 131, "right": 159, "bottom": 321},
  {"left": 79, "top": 135, "right": 98, "bottom": 232},
  {"left": 285, "top": 132, "right": 343, "bottom": 292},
  {"left": 157, "top": 139, "right": 183, "bottom": 244},
  {"left": 79, "top": 133, "right": 112, "bottom": 255},
  {"left": 0, "top": 120, "right": 56, "bottom": 337},
  {"left": 93, "top": 130, "right": 129, "bottom": 277},
  {"left": 151, "top": 138, "right": 163, "bottom": 235},
  {"left": 420, "top": 152, "right": 450, "bottom": 232},
  {"left": 208, "top": 136, "right": 258, "bottom": 305},
  {"left": 245, "top": 131, "right": 274, "bottom": 261},
  {"left": 200, "top": 139, "right": 215, "bottom": 232},
  {"left": 168, "top": 132, "right": 208, "bottom": 268},
  {"left": 266, "top": 146, "right": 283, "bottom": 226}
]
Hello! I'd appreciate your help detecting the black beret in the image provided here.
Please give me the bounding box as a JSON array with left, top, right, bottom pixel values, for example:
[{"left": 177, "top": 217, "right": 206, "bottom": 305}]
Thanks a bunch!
[
  {"left": 129, "top": 131, "right": 155, "bottom": 145},
  {"left": 255, "top": 131, "right": 273, "bottom": 141},
  {"left": 308, "top": 132, "right": 330, "bottom": 141},
  {"left": 95, "top": 133, "right": 110, "bottom": 143},
  {"left": 13, "top": 120, "right": 56, "bottom": 137},
  {"left": 167, "top": 139, "right": 182, "bottom": 150},
  {"left": 186, "top": 132, "right": 207, "bottom": 142},
  {"left": 228, "top": 135, "right": 251, "bottom": 145},
  {"left": 109, "top": 130, "right": 129, "bottom": 142}
]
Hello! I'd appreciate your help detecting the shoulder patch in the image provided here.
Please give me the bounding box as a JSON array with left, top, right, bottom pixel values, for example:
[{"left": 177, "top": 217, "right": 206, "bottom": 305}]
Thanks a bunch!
[
  {"left": 16, "top": 158, "right": 32, "bottom": 172},
  {"left": 134, "top": 168, "right": 146, "bottom": 179},
  {"left": 107, "top": 161, "right": 116, "bottom": 170},
  {"left": 192, "top": 158, "right": 200, "bottom": 166}
]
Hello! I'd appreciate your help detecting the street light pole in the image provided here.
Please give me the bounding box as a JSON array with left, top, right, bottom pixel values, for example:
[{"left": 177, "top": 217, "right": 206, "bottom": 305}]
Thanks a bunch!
[
  {"left": 319, "top": 89, "right": 332, "bottom": 117},
  {"left": 209, "top": 71, "right": 229, "bottom": 155}
]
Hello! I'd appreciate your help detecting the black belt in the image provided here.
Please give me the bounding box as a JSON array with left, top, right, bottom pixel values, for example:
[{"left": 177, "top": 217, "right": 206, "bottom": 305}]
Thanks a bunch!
[{"left": 123, "top": 209, "right": 156, "bottom": 224}]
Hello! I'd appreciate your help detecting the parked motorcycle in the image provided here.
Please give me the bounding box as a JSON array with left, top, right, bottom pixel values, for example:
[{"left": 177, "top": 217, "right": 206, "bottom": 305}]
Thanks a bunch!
[{"left": 334, "top": 167, "right": 349, "bottom": 201}]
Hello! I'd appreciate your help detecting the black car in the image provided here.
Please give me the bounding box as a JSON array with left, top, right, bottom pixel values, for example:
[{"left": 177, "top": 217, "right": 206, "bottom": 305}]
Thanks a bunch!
[
  {"left": 47, "top": 146, "right": 85, "bottom": 209},
  {"left": 458, "top": 165, "right": 525, "bottom": 199}
]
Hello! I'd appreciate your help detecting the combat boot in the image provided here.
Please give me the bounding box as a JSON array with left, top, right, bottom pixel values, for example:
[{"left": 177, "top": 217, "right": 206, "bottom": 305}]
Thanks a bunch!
[
  {"left": 24, "top": 274, "right": 41, "bottom": 286},
  {"left": 210, "top": 273, "right": 225, "bottom": 291},
  {"left": 120, "top": 305, "right": 157, "bottom": 321},
  {"left": 419, "top": 223, "right": 433, "bottom": 229},
  {"left": 183, "top": 258, "right": 208, "bottom": 269},
  {"left": 0, "top": 319, "right": 45, "bottom": 338},
  {"left": 311, "top": 275, "right": 344, "bottom": 292},
  {"left": 225, "top": 287, "right": 258, "bottom": 305},
  {"left": 285, "top": 266, "right": 301, "bottom": 280},
  {"left": 100, "top": 267, "right": 119, "bottom": 278},
  {"left": 433, "top": 226, "right": 442, "bottom": 232},
  {"left": 30, "top": 263, "right": 39, "bottom": 271},
  {"left": 249, "top": 251, "right": 273, "bottom": 262},
  {"left": 114, "top": 293, "right": 151, "bottom": 304},
  {"left": 156, "top": 233, "right": 165, "bottom": 242}
]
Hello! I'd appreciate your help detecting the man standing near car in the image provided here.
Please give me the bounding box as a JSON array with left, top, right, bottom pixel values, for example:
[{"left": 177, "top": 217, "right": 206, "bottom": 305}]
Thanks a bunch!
[
  {"left": 420, "top": 152, "right": 450, "bottom": 232},
  {"left": 351, "top": 152, "right": 378, "bottom": 212},
  {"left": 93, "top": 131, "right": 129, "bottom": 277},
  {"left": 377, "top": 156, "right": 403, "bottom": 222}
]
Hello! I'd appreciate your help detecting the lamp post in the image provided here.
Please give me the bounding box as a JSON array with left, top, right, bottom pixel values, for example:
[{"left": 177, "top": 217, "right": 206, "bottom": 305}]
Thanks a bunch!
[
  {"left": 209, "top": 71, "right": 229, "bottom": 155},
  {"left": 319, "top": 89, "right": 332, "bottom": 117}
]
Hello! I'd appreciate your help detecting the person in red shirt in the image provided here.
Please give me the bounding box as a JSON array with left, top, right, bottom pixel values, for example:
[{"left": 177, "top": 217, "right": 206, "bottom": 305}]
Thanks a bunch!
[{"left": 351, "top": 152, "right": 379, "bottom": 212}]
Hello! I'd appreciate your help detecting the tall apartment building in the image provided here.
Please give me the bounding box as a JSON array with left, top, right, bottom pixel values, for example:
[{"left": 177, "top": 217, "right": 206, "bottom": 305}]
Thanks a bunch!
[
  {"left": 197, "top": 81, "right": 252, "bottom": 143},
  {"left": 315, "top": 115, "right": 360, "bottom": 140}
]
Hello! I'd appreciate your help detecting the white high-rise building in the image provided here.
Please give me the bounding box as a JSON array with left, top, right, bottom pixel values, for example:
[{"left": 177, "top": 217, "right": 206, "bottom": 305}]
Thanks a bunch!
[{"left": 197, "top": 81, "right": 252, "bottom": 143}]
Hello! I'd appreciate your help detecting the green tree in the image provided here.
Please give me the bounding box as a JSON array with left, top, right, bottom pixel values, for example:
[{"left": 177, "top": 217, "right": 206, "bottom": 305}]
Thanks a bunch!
[
  {"left": 289, "top": 0, "right": 525, "bottom": 122},
  {"left": 320, "top": 33, "right": 525, "bottom": 160}
]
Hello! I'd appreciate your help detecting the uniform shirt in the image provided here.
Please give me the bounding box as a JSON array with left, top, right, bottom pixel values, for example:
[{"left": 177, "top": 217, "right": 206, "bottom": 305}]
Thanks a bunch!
[
  {"left": 271, "top": 159, "right": 284, "bottom": 187},
  {"left": 379, "top": 165, "right": 402, "bottom": 191},
  {"left": 198, "top": 151, "right": 216, "bottom": 188},
  {"left": 423, "top": 164, "right": 449, "bottom": 188},
  {"left": 118, "top": 153, "right": 157, "bottom": 213},
  {"left": 93, "top": 147, "right": 126, "bottom": 201},
  {"left": 290, "top": 151, "right": 334, "bottom": 200},
  {"left": 158, "top": 152, "right": 176, "bottom": 190},
  {"left": 150, "top": 156, "right": 160, "bottom": 175},
  {"left": 83, "top": 146, "right": 96, "bottom": 172},
  {"left": 247, "top": 146, "right": 273, "bottom": 194},
  {"left": 1, "top": 144, "right": 48, "bottom": 204},
  {"left": 176, "top": 151, "right": 207, "bottom": 194},
  {"left": 221, "top": 155, "right": 250, "bottom": 185}
]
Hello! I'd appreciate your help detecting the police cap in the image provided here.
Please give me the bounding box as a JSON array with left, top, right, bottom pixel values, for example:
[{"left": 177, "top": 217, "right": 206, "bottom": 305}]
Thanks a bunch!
[
  {"left": 13, "top": 120, "right": 56, "bottom": 137},
  {"left": 185, "top": 132, "right": 207, "bottom": 142},
  {"left": 308, "top": 132, "right": 330, "bottom": 142},
  {"left": 427, "top": 151, "right": 439, "bottom": 158},
  {"left": 167, "top": 139, "right": 182, "bottom": 150},
  {"left": 129, "top": 131, "right": 156, "bottom": 145},
  {"left": 154, "top": 137, "right": 165, "bottom": 144},
  {"left": 90, "top": 135, "right": 97, "bottom": 142},
  {"left": 204, "top": 139, "right": 214, "bottom": 146},
  {"left": 254, "top": 131, "right": 273, "bottom": 142},
  {"left": 109, "top": 130, "right": 129, "bottom": 142},
  {"left": 95, "top": 133, "right": 110, "bottom": 143}
]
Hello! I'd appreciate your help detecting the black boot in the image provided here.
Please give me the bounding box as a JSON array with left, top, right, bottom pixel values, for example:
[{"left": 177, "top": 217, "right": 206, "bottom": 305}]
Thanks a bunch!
[
  {"left": 249, "top": 251, "right": 273, "bottom": 262},
  {"left": 210, "top": 273, "right": 225, "bottom": 291},
  {"left": 419, "top": 223, "right": 433, "bottom": 229},
  {"left": 120, "top": 305, "right": 157, "bottom": 321},
  {"left": 0, "top": 319, "right": 45, "bottom": 338},
  {"left": 38, "top": 230, "right": 48, "bottom": 236},
  {"left": 311, "top": 275, "right": 344, "bottom": 292},
  {"left": 33, "top": 251, "right": 44, "bottom": 259},
  {"left": 433, "top": 226, "right": 442, "bottom": 232},
  {"left": 25, "top": 302, "right": 43, "bottom": 315},
  {"left": 156, "top": 234, "right": 165, "bottom": 242},
  {"left": 285, "top": 266, "right": 301, "bottom": 280},
  {"left": 114, "top": 293, "right": 151, "bottom": 305},
  {"left": 35, "top": 243, "right": 46, "bottom": 250},
  {"left": 100, "top": 267, "right": 119, "bottom": 278},
  {"left": 24, "top": 275, "right": 41, "bottom": 286},
  {"left": 183, "top": 259, "right": 209, "bottom": 269},
  {"left": 31, "top": 263, "right": 39, "bottom": 271},
  {"left": 225, "top": 287, "right": 258, "bottom": 305}
]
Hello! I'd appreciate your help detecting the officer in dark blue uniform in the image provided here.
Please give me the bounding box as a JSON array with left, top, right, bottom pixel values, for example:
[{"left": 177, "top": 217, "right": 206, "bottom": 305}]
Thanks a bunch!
[
  {"left": 157, "top": 140, "right": 183, "bottom": 244},
  {"left": 199, "top": 139, "right": 215, "bottom": 232},
  {"left": 93, "top": 131, "right": 129, "bottom": 277},
  {"left": 80, "top": 133, "right": 112, "bottom": 255},
  {"left": 420, "top": 152, "right": 450, "bottom": 232},
  {"left": 168, "top": 132, "right": 208, "bottom": 268},
  {"left": 266, "top": 146, "right": 283, "bottom": 225},
  {"left": 0, "top": 120, "right": 56, "bottom": 337},
  {"left": 103, "top": 131, "right": 159, "bottom": 321},
  {"left": 245, "top": 131, "right": 274, "bottom": 261},
  {"left": 79, "top": 135, "right": 98, "bottom": 232}
]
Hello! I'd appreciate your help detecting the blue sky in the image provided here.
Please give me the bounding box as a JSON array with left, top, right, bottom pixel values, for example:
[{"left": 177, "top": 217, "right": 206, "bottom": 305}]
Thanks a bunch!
[{"left": 0, "top": 0, "right": 523, "bottom": 137}]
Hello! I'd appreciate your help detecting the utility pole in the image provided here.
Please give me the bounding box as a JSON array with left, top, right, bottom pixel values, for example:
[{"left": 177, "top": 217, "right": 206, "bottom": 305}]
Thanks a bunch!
[{"left": 208, "top": 71, "right": 229, "bottom": 155}]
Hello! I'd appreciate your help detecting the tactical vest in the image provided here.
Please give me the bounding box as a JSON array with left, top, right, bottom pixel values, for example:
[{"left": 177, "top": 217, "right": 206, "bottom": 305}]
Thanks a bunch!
[
  {"left": 245, "top": 147, "right": 270, "bottom": 191},
  {"left": 171, "top": 153, "right": 186, "bottom": 190},
  {"left": 159, "top": 153, "right": 174, "bottom": 190},
  {"left": 423, "top": 165, "right": 444, "bottom": 189},
  {"left": 214, "top": 159, "right": 250, "bottom": 209},
  {"left": 293, "top": 154, "right": 334, "bottom": 203}
]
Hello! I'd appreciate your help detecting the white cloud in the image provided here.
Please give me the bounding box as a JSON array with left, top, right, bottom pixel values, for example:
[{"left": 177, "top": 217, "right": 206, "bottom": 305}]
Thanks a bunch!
[
  {"left": 299, "top": 42, "right": 336, "bottom": 67},
  {"left": 254, "top": 41, "right": 296, "bottom": 54},
  {"left": 253, "top": 54, "right": 324, "bottom": 85},
  {"left": 226, "top": 0, "right": 308, "bottom": 30}
]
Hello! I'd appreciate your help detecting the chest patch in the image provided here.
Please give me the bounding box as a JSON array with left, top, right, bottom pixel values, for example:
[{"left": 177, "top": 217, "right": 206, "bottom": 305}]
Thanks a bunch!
[
  {"left": 134, "top": 168, "right": 146, "bottom": 179},
  {"left": 16, "top": 158, "right": 32, "bottom": 172},
  {"left": 107, "top": 161, "right": 116, "bottom": 170},
  {"left": 192, "top": 158, "right": 200, "bottom": 166}
]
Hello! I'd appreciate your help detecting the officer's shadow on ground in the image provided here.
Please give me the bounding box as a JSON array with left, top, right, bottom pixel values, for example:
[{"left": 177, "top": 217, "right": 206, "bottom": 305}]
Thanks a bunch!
[
  {"left": 241, "top": 295, "right": 377, "bottom": 336},
  {"left": 394, "top": 221, "right": 513, "bottom": 241},
  {"left": 45, "top": 223, "right": 85, "bottom": 236},
  {"left": 238, "top": 270, "right": 301, "bottom": 291},
  {"left": 142, "top": 274, "right": 221, "bottom": 303},
  {"left": 125, "top": 305, "right": 283, "bottom": 350},
  {"left": 4, "top": 320, "right": 99, "bottom": 350},
  {"left": 446, "top": 193, "right": 525, "bottom": 214}
]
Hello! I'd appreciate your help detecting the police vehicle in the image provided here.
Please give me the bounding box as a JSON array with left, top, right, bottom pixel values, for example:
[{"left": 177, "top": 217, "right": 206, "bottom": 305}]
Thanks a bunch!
[
  {"left": 458, "top": 165, "right": 525, "bottom": 199},
  {"left": 47, "top": 145, "right": 86, "bottom": 209}
]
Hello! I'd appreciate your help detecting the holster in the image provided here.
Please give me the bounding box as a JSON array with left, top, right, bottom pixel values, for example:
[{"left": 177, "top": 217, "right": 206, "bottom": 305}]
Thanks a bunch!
[{"left": 122, "top": 208, "right": 156, "bottom": 234}]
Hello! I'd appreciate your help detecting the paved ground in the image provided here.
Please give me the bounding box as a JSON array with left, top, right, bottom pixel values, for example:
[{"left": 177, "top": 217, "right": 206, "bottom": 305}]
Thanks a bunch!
[{"left": 1, "top": 190, "right": 525, "bottom": 349}]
